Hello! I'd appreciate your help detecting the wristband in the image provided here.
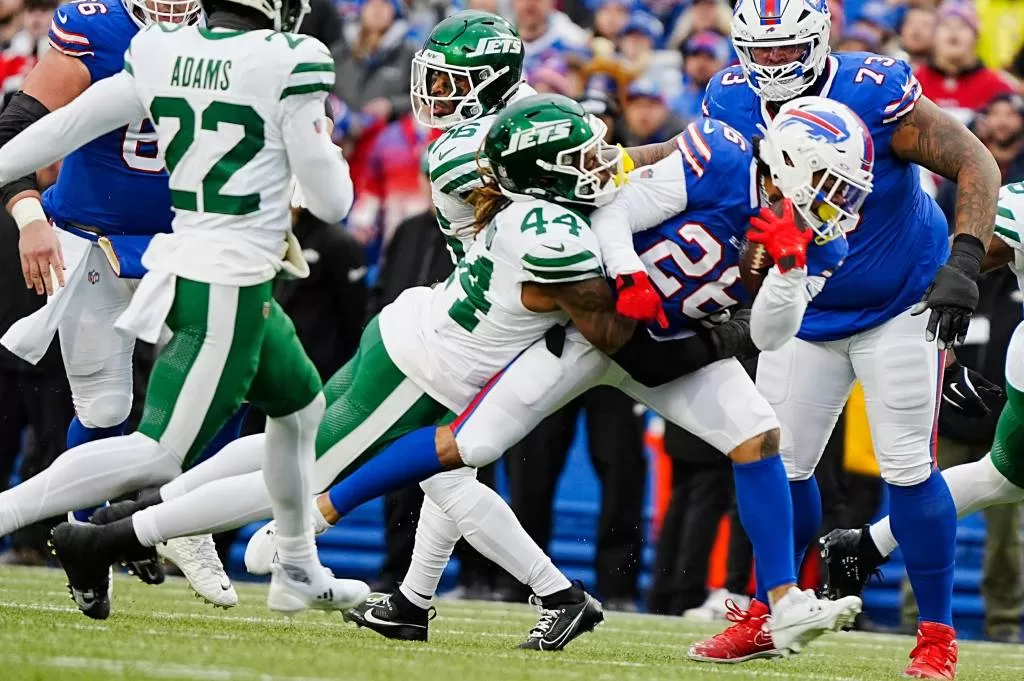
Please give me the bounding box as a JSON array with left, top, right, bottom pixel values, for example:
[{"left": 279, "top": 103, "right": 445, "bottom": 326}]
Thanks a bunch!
[{"left": 11, "top": 197, "right": 46, "bottom": 231}]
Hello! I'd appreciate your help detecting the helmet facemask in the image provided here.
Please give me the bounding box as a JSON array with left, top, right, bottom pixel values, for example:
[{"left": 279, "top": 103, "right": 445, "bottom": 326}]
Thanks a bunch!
[
  {"left": 126, "top": 0, "right": 202, "bottom": 26},
  {"left": 760, "top": 136, "right": 872, "bottom": 244},
  {"left": 538, "top": 117, "right": 624, "bottom": 207},
  {"left": 735, "top": 34, "right": 827, "bottom": 102},
  {"left": 411, "top": 52, "right": 513, "bottom": 129}
]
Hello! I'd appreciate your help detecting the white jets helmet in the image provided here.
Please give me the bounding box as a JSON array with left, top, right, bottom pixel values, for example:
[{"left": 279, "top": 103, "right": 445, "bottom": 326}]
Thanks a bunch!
[
  {"left": 732, "top": 0, "right": 831, "bottom": 102},
  {"left": 759, "top": 96, "right": 874, "bottom": 243},
  {"left": 123, "top": 0, "right": 203, "bottom": 27}
]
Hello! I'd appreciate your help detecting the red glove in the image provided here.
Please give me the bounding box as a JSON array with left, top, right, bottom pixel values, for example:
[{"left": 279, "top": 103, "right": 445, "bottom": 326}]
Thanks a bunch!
[
  {"left": 615, "top": 271, "right": 668, "bottom": 329},
  {"left": 747, "top": 199, "right": 812, "bottom": 274}
]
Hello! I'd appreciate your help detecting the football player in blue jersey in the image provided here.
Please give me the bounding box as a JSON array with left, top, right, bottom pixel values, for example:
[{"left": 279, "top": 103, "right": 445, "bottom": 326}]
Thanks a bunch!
[
  {"left": 232, "top": 97, "right": 869, "bottom": 654},
  {"left": 0, "top": 0, "right": 238, "bottom": 614},
  {"left": 666, "top": 1, "right": 1002, "bottom": 676}
]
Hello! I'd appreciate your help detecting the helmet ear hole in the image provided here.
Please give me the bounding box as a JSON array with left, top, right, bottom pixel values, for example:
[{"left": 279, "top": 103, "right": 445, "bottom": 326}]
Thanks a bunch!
[{"left": 782, "top": 151, "right": 795, "bottom": 168}]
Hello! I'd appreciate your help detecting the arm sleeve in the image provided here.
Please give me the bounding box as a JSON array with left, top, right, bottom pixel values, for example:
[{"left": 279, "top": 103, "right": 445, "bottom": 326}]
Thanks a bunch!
[
  {"left": 590, "top": 148, "right": 688, "bottom": 278},
  {"left": 750, "top": 267, "right": 810, "bottom": 351},
  {"left": 282, "top": 95, "right": 354, "bottom": 224},
  {"left": 0, "top": 70, "right": 141, "bottom": 188}
]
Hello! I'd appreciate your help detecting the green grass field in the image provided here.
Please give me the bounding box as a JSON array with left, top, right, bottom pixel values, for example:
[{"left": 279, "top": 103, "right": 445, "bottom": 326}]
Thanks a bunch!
[{"left": 0, "top": 565, "right": 1021, "bottom": 681}]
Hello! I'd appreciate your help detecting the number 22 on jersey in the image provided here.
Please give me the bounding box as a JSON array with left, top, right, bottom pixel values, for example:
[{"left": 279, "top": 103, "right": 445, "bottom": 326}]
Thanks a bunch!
[{"left": 150, "top": 96, "right": 264, "bottom": 215}]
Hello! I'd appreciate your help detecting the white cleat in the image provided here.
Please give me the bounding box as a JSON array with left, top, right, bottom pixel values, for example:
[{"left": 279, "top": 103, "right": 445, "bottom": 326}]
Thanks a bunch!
[
  {"left": 769, "top": 587, "right": 861, "bottom": 656},
  {"left": 244, "top": 521, "right": 278, "bottom": 576},
  {"left": 267, "top": 563, "right": 370, "bottom": 615},
  {"left": 157, "top": 535, "right": 239, "bottom": 608}
]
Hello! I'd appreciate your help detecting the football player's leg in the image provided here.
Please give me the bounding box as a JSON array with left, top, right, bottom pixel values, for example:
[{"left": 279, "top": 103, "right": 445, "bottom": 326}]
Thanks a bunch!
[
  {"left": 852, "top": 308, "right": 958, "bottom": 662},
  {"left": 860, "top": 377, "right": 1024, "bottom": 564},
  {"left": 627, "top": 356, "right": 860, "bottom": 660},
  {"left": 59, "top": 259, "right": 137, "bottom": 520},
  {"left": 757, "top": 337, "right": 855, "bottom": 600},
  {"left": 399, "top": 331, "right": 604, "bottom": 603}
]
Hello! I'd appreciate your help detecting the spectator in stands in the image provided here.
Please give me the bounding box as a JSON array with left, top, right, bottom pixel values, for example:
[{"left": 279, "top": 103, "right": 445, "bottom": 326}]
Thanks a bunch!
[
  {"left": 898, "top": 5, "right": 936, "bottom": 69},
  {"left": 617, "top": 77, "right": 687, "bottom": 147},
  {"left": 512, "top": 0, "right": 589, "bottom": 73},
  {"left": 579, "top": 78, "right": 621, "bottom": 141},
  {"left": 836, "top": 25, "right": 881, "bottom": 54},
  {"left": 666, "top": 0, "right": 731, "bottom": 51},
  {"left": 0, "top": 0, "right": 21, "bottom": 52},
  {"left": 591, "top": 0, "right": 632, "bottom": 43},
  {"left": 0, "top": 0, "right": 53, "bottom": 96},
  {"left": 853, "top": 0, "right": 904, "bottom": 55},
  {"left": 618, "top": 11, "right": 682, "bottom": 103},
  {"left": 670, "top": 30, "right": 729, "bottom": 121},
  {"left": 344, "top": 114, "right": 436, "bottom": 249},
  {"left": 528, "top": 56, "right": 574, "bottom": 96},
  {"left": 915, "top": 1, "right": 1015, "bottom": 125}
]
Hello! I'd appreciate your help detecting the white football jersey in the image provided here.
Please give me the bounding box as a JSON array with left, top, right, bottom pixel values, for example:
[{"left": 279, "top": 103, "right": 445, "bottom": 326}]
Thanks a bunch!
[
  {"left": 379, "top": 198, "right": 603, "bottom": 409},
  {"left": 124, "top": 24, "right": 335, "bottom": 283},
  {"left": 427, "top": 83, "right": 536, "bottom": 262}
]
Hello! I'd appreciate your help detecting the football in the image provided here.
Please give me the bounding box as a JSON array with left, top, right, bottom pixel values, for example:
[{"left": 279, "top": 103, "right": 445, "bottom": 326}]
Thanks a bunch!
[{"left": 739, "top": 199, "right": 808, "bottom": 295}]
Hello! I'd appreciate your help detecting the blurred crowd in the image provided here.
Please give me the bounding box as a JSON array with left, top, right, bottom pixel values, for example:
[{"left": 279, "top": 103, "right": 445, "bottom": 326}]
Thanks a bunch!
[{"left": 0, "top": 0, "right": 1022, "bottom": 641}]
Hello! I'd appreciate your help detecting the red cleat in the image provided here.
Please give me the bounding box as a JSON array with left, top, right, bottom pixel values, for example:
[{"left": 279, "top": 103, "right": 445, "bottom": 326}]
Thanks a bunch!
[
  {"left": 905, "top": 622, "right": 958, "bottom": 679},
  {"left": 687, "top": 599, "right": 780, "bottom": 664}
]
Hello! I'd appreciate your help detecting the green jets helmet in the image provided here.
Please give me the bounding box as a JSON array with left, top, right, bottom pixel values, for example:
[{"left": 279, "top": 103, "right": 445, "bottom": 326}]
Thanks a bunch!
[
  {"left": 411, "top": 10, "right": 525, "bottom": 129},
  {"left": 483, "top": 94, "right": 625, "bottom": 207}
]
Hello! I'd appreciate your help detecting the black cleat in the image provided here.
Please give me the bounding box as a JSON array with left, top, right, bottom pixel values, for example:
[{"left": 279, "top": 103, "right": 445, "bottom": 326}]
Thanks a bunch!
[
  {"left": 50, "top": 523, "right": 118, "bottom": 620},
  {"left": 343, "top": 591, "right": 435, "bottom": 641},
  {"left": 89, "top": 500, "right": 165, "bottom": 586},
  {"left": 518, "top": 589, "right": 604, "bottom": 651},
  {"left": 819, "top": 526, "right": 888, "bottom": 600}
]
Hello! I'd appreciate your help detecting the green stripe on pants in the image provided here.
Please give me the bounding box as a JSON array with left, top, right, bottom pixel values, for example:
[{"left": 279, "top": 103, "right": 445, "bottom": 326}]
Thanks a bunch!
[
  {"left": 138, "top": 278, "right": 321, "bottom": 469},
  {"left": 312, "top": 316, "right": 450, "bottom": 491}
]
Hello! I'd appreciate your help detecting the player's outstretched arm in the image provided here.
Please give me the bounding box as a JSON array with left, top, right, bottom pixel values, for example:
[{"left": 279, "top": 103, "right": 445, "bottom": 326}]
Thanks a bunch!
[
  {"left": 282, "top": 97, "right": 354, "bottom": 225},
  {"left": 891, "top": 96, "right": 999, "bottom": 248},
  {"left": 0, "top": 71, "right": 141, "bottom": 189}
]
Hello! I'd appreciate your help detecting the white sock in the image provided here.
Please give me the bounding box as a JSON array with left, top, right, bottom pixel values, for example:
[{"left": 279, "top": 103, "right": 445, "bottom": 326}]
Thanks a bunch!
[
  {"left": 160, "top": 434, "right": 266, "bottom": 501},
  {"left": 420, "top": 469, "right": 571, "bottom": 598},
  {"left": 133, "top": 470, "right": 273, "bottom": 547},
  {"left": 400, "top": 495, "right": 461, "bottom": 608},
  {"left": 262, "top": 395, "right": 325, "bottom": 569},
  {"left": 868, "top": 454, "right": 1024, "bottom": 558},
  {"left": 0, "top": 432, "right": 181, "bottom": 536}
]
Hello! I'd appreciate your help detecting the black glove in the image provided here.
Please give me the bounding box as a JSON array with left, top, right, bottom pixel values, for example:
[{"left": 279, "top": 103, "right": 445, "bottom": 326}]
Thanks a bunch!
[
  {"left": 913, "top": 234, "right": 984, "bottom": 348},
  {"left": 941, "top": 359, "right": 1004, "bottom": 418},
  {"left": 708, "top": 308, "right": 759, "bottom": 361}
]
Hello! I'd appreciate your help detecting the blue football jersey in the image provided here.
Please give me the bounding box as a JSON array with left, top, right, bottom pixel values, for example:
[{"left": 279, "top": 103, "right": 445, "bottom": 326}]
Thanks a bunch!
[
  {"left": 632, "top": 120, "right": 757, "bottom": 338},
  {"left": 43, "top": 0, "right": 172, "bottom": 237},
  {"left": 703, "top": 52, "right": 949, "bottom": 342}
]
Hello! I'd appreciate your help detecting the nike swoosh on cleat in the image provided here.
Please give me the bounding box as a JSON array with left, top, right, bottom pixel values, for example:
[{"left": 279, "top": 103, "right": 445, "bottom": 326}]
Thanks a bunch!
[
  {"left": 363, "top": 609, "right": 424, "bottom": 629},
  {"left": 543, "top": 243, "right": 566, "bottom": 252}
]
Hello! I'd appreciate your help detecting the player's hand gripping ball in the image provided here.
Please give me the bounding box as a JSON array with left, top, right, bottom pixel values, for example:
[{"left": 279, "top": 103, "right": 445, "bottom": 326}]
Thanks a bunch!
[{"left": 739, "top": 198, "right": 810, "bottom": 295}]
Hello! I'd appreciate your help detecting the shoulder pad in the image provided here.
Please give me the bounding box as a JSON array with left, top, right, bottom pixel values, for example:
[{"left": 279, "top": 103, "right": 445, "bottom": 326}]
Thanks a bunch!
[
  {"left": 280, "top": 35, "right": 335, "bottom": 100},
  {"left": 703, "top": 66, "right": 754, "bottom": 117},
  {"left": 501, "top": 200, "right": 603, "bottom": 283},
  {"left": 49, "top": 1, "right": 137, "bottom": 80},
  {"left": 829, "top": 53, "right": 921, "bottom": 128},
  {"left": 429, "top": 117, "right": 491, "bottom": 198}
]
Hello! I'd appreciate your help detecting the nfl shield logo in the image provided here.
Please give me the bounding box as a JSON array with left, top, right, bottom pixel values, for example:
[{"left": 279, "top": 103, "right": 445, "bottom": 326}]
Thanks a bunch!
[{"left": 87, "top": 269, "right": 100, "bottom": 285}]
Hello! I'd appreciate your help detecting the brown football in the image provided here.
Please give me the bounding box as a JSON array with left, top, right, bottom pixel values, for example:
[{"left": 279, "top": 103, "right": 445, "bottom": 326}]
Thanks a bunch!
[{"left": 738, "top": 199, "right": 808, "bottom": 296}]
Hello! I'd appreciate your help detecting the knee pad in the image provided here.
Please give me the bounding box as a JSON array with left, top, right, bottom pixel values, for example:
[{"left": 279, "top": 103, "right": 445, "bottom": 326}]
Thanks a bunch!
[
  {"left": 74, "top": 391, "right": 133, "bottom": 429},
  {"left": 419, "top": 467, "right": 478, "bottom": 512},
  {"left": 454, "top": 426, "right": 504, "bottom": 469}
]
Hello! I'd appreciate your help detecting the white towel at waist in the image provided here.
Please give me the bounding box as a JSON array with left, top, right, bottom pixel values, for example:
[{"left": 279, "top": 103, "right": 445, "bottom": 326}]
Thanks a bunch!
[
  {"left": 1, "top": 227, "right": 93, "bottom": 365},
  {"left": 114, "top": 269, "right": 176, "bottom": 344}
]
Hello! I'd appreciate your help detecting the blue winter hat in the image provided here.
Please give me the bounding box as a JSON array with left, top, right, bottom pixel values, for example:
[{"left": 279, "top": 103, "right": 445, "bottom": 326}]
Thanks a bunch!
[{"left": 622, "top": 11, "right": 664, "bottom": 43}]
